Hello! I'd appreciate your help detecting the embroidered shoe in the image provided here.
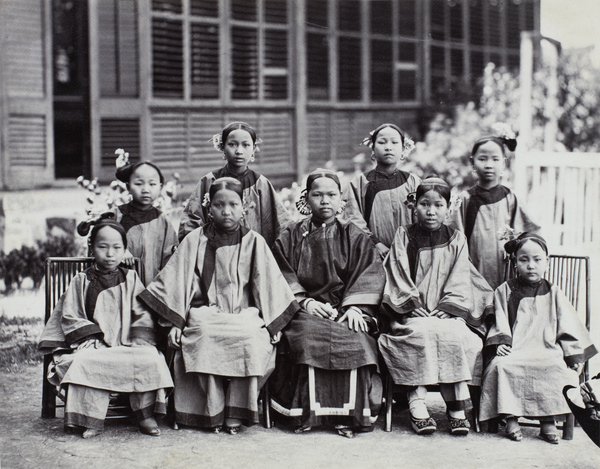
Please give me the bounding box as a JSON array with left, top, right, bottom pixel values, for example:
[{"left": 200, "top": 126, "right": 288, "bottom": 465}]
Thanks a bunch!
[{"left": 410, "top": 415, "right": 437, "bottom": 435}]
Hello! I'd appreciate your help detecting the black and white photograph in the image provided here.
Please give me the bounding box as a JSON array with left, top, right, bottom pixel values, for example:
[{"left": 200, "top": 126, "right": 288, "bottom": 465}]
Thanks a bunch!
[{"left": 1, "top": 0, "right": 599, "bottom": 467}]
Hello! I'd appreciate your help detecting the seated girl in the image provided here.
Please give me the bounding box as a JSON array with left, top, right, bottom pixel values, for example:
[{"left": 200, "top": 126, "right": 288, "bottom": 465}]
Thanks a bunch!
[
  {"left": 479, "top": 233, "right": 597, "bottom": 444},
  {"left": 38, "top": 216, "right": 173, "bottom": 438},
  {"left": 270, "top": 169, "right": 385, "bottom": 438},
  {"left": 378, "top": 177, "right": 493, "bottom": 436},
  {"left": 139, "top": 177, "right": 299, "bottom": 434}
]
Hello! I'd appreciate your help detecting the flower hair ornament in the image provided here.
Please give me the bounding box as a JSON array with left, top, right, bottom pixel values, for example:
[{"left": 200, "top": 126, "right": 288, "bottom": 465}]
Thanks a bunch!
[
  {"left": 480, "top": 123, "right": 518, "bottom": 152},
  {"left": 404, "top": 192, "right": 416, "bottom": 211},
  {"left": 115, "top": 148, "right": 129, "bottom": 169},
  {"left": 361, "top": 124, "right": 415, "bottom": 160},
  {"left": 202, "top": 191, "right": 248, "bottom": 219}
]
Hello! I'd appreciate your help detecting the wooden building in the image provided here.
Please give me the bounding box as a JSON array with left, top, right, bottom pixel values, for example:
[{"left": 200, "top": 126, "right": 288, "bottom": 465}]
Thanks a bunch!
[{"left": 0, "top": 0, "right": 540, "bottom": 190}]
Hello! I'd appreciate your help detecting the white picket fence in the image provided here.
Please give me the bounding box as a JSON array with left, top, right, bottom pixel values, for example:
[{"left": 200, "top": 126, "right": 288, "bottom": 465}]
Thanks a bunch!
[{"left": 514, "top": 150, "right": 600, "bottom": 252}]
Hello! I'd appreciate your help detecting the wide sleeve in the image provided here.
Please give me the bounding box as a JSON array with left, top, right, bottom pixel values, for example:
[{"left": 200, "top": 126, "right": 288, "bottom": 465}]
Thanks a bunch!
[
  {"left": 381, "top": 227, "right": 423, "bottom": 317},
  {"left": 178, "top": 174, "right": 213, "bottom": 242},
  {"left": 138, "top": 229, "right": 205, "bottom": 329},
  {"left": 342, "top": 174, "right": 380, "bottom": 244},
  {"left": 249, "top": 233, "right": 300, "bottom": 337},
  {"left": 128, "top": 271, "right": 158, "bottom": 344},
  {"left": 435, "top": 233, "right": 493, "bottom": 334},
  {"left": 339, "top": 224, "right": 385, "bottom": 313},
  {"left": 482, "top": 283, "right": 513, "bottom": 366},
  {"left": 256, "top": 176, "right": 294, "bottom": 247},
  {"left": 38, "top": 275, "right": 95, "bottom": 354},
  {"left": 272, "top": 223, "right": 307, "bottom": 301},
  {"left": 160, "top": 214, "right": 179, "bottom": 270},
  {"left": 555, "top": 287, "right": 598, "bottom": 366},
  {"left": 46, "top": 274, "right": 103, "bottom": 348}
]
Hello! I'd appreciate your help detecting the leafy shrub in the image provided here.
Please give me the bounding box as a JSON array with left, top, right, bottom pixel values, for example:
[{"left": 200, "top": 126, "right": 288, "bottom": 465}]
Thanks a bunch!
[{"left": 0, "top": 235, "right": 77, "bottom": 292}]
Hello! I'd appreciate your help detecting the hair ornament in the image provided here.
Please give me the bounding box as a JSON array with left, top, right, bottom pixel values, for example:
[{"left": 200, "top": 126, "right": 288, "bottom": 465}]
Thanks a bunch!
[
  {"left": 336, "top": 200, "right": 347, "bottom": 215},
  {"left": 209, "top": 133, "right": 223, "bottom": 152},
  {"left": 76, "top": 212, "right": 117, "bottom": 237},
  {"left": 402, "top": 136, "right": 416, "bottom": 159},
  {"left": 404, "top": 192, "right": 417, "bottom": 211},
  {"left": 202, "top": 192, "right": 211, "bottom": 208},
  {"left": 295, "top": 189, "right": 312, "bottom": 216},
  {"left": 491, "top": 123, "right": 518, "bottom": 152},
  {"left": 115, "top": 148, "right": 130, "bottom": 169},
  {"left": 504, "top": 232, "right": 548, "bottom": 257}
]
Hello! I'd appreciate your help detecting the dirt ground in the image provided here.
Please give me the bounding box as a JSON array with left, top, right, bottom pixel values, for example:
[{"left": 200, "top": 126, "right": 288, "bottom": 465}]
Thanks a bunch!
[{"left": 1, "top": 365, "right": 599, "bottom": 469}]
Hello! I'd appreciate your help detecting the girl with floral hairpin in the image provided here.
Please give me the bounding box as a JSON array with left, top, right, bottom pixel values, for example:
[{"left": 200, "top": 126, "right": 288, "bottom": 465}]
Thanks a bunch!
[
  {"left": 270, "top": 169, "right": 385, "bottom": 438},
  {"left": 178, "top": 122, "right": 292, "bottom": 247},
  {"left": 109, "top": 151, "right": 178, "bottom": 285},
  {"left": 448, "top": 124, "right": 540, "bottom": 289},
  {"left": 342, "top": 123, "right": 421, "bottom": 257}
]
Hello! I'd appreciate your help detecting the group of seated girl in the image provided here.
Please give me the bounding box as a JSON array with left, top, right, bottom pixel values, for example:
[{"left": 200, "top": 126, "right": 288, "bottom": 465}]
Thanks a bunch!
[{"left": 39, "top": 122, "right": 597, "bottom": 445}]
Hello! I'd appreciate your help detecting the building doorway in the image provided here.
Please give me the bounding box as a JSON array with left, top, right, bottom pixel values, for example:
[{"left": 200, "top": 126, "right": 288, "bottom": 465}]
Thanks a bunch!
[{"left": 52, "top": 0, "right": 90, "bottom": 179}]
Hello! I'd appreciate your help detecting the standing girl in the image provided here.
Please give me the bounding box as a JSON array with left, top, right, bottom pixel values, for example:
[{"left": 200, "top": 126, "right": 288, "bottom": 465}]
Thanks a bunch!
[
  {"left": 343, "top": 123, "right": 421, "bottom": 257},
  {"left": 39, "top": 216, "right": 173, "bottom": 438},
  {"left": 479, "top": 233, "right": 597, "bottom": 444},
  {"left": 270, "top": 169, "right": 385, "bottom": 438},
  {"left": 140, "top": 177, "right": 299, "bottom": 434},
  {"left": 178, "top": 121, "right": 292, "bottom": 246},
  {"left": 112, "top": 160, "right": 178, "bottom": 285},
  {"left": 449, "top": 126, "right": 539, "bottom": 289},
  {"left": 378, "top": 177, "right": 493, "bottom": 436}
]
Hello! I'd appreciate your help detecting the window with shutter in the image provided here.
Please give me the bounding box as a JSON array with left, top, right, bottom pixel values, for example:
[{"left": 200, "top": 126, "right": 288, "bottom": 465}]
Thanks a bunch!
[
  {"left": 469, "top": 1, "right": 484, "bottom": 46},
  {"left": 98, "top": 0, "right": 139, "bottom": 97},
  {"left": 191, "top": 23, "right": 219, "bottom": 99},
  {"left": 152, "top": 18, "right": 184, "bottom": 98},
  {"left": 190, "top": 0, "right": 219, "bottom": 17},
  {"left": 338, "top": 37, "right": 362, "bottom": 101},
  {"left": 264, "top": 29, "right": 288, "bottom": 99},
  {"left": 152, "top": 0, "right": 182, "bottom": 14},
  {"left": 398, "top": 0, "right": 416, "bottom": 37},
  {"left": 449, "top": 2, "right": 463, "bottom": 41},
  {"left": 506, "top": 1, "right": 521, "bottom": 49},
  {"left": 231, "top": 27, "right": 259, "bottom": 100},
  {"left": 8, "top": 116, "right": 47, "bottom": 167},
  {"left": 430, "top": 0, "right": 445, "bottom": 41},
  {"left": 265, "top": 0, "right": 287, "bottom": 24},
  {"left": 100, "top": 119, "right": 140, "bottom": 167},
  {"left": 371, "top": 0, "right": 392, "bottom": 35},
  {"left": 338, "top": 0, "right": 361, "bottom": 32},
  {"left": 488, "top": 3, "right": 502, "bottom": 47},
  {"left": 371, "top": 40, "right": 393, "bottom": 102},
  {"left": 231, "top": 0, "right": 257, "bottom": 21},
  {"left": 307, "top": 32, "right": 329, "bottom": 99}
]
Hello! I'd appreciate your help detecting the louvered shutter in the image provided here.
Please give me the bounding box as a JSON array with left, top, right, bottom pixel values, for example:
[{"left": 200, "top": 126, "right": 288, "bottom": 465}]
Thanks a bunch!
[
  {"left": 469, "top": 1, "right": 484, "bottom": 46},
  {"left": 370, "top": 0, "right": 392, "bottom": 35},
  {"left": 307, "top": 32, "right": 329, "bottom": 99},
  {"left": 398, "top": 0, "right": 416, "bottom": 37},
  {"left": 488, "top": 3, "right": 502, "bottom": 47},
  {"left": 100, "top": 119, "right": 140, "bottom": 167},
  {"left": 231, "top": 0, "right": 257, "bottom": 21},
  {"left": 338, "top": 37, "right": 361, "bottom": 101},
  {"left": 191, "top": 23, "right": 219, "bottom": 99},
  {"left": 1, "top": 0, "right": 53, "bottom": 188},
  {"left": 338, "top": 0, "right": 360, "bottom": 32},
  {"left": 264, "top": 29, "right": 288, "bottom": 100},
  {"left": 231, "top": 27, "right": 259, "bottom": 99},
  {"left": 371, "top": 40, "right": 393, "bottom": 102},
  {"left": 152, "top": 18, "right": 184, "bottom": 98},
  {"left": 430, "top": 0, "right": 444, "bottom": 41},
  {"left": 190, "top": 0, "right": 218, "bottom": 17}
]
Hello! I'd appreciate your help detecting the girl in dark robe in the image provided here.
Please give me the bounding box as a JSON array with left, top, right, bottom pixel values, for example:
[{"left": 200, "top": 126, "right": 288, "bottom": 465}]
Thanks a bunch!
[{"left": 270, "top": 169, "right": 385, "bottom": 438}]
